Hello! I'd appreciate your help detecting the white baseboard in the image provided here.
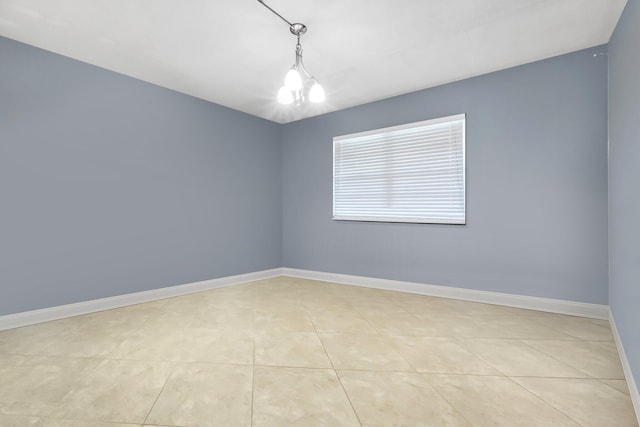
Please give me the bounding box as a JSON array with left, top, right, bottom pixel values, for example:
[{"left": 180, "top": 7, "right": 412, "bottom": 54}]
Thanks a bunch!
[
  {"left": 1, "top": 266, "right": 610, "bottom": 332},
  {"left": 281, "top": 268, "right": 609, "bottom": 319},
  {"left": 609, "top": 310, "right": 640, "bottom": 423},
  {"left": 0, "top": 268, "right": 282, "bottom": 331}
]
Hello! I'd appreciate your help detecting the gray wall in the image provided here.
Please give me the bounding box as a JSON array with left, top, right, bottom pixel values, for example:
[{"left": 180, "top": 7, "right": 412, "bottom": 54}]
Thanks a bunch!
[
  {"left": 609, "top": 0, "right": 640, "bottom": 392},
  {"left": 282, "top": 46, "right": 609, "bottom": 304},
  {"left": 0, "top": 36, "right": 282, "bottom": 315},
  {"left": 0, "top": 34, "right": 614, "bottom": 317}
]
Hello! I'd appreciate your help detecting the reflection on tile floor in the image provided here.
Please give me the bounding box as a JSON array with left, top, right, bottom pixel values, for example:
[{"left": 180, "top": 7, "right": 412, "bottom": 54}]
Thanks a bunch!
[{"left": 0, "top": 276, "right": 637, "bottom": 426}]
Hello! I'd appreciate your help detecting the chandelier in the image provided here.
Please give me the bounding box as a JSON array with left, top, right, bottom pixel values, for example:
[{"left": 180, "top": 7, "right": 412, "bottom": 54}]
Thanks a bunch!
[{"left": 258, "top": 0, "right": 325, "bottom": 105}]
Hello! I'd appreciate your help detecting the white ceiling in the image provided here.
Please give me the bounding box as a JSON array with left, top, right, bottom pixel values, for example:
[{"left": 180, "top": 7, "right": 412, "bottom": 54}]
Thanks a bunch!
[{"left": 0, "top": 0, "right": 627, "bottom": 123}]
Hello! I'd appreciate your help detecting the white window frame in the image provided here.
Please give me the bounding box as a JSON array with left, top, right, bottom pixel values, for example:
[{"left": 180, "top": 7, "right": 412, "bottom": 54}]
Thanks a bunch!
[{"left": 333, "top": 114, "right": 466, "bottom": 225}]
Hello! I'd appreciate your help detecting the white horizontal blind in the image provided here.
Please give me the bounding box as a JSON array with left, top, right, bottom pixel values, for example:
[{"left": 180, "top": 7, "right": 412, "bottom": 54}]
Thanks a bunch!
[{"left": 333, "top": 114, "right": 465, "bottom": 224}]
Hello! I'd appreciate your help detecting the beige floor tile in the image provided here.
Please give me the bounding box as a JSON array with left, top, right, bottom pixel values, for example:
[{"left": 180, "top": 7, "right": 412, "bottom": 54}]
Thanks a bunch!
[
  {"left": 0, "top": 355, "right": 100, "bottom": 416},
  {"left": 51, "top": 359, "right": 172, "bottom": 424},
  {"left": 532, "top": 315, "right": 614, "bottom": 341},
  {"left": 390, "top": 336, "right": 501, "bottom": 374},
  {"left": 254, "top": 309, "right": 315, "bottom": 332},
  {"left": 494, "top": 305, "right": 566, "bottom": 319},
  {"left": 384, "top": 293, "right": 442, "bottom": 314},
  {"left": 475, "top": 315, "right": 577, "bottom": 340},
  {"left": 255, "top": 286, "right": 297, "bottom": 299},
  {"left": 196, "top": 307, "right": 255, "bottom": 330},
  {"left": 252, "top": 366, "right": 359, "bottom": 427},
  {"left": 338, "top": 370, "right": 470, "bottom": 426},
  {"left": 158, "top": 293, "right": 211, "bottom": 313},
  {"left": 35, "top": 419, "right": 141, "bottom": 427},
  {"left": 363, "top": 311, "right": 458, "bottom": 336},
  {"left": 427, "top": 374, "right": 579, "bottom": 426},
  {"left": 413, "top": 297, "right": 511, "bottom": 317},
  {"left": 350, "top": 298, "right": 408, "bottom": 316},
  {"left": 0, "top": 354, "right": 32, "bottom": 371},
  {"left": 461, "top": 338, "right": 587, "bottom": 377},
  {"left": 0, "top": 414, "right": 40, "bottom": 427},
  {"left": 601, "top": 379, "right": 632, "bottom": 395},
  {"left": 308, "top": 309, "right": 377, "bottom": 334},
  {"left": 255, "top": 331, "right": 331, "bottom": 368},
  {"left": 256, "top": 298, "right": 307, "bottom": 313},
  {"left": 77, "top": 302, "right": 166, "bottom": 334},
  {"left": 141, "top": 307, "right": 206, "bottom": 330},
  {"left": 109, "top": 327, "right": 254, "bottom": 364},
  {"left": 514, "top": 377, "right": 639, "bottom": 427},
  {"left": 2, "top": 277, "right": 631, "bottom": 427},
  {"left": 198, "top": 292, "right": 257, "bottom": 309},
  {"left": 36, "top": 329, "right": 127, "bottom": 358},
  {"left": 319, "top": 333, "right": 413, "bottom": 371},
  {"left": 413, "top": 312, "right": 505, "bottom": 338},
  {"left": 523, "top": 340, "right": 625, "bottom": 379},
  {"left": 255, "top": 291, "right": 299, "bottom": 303},
  {"left": 335, "top": 285, "right": 391, "bottom": 299},
  {"left": 0, "top": 319, "right": 82, "bottom": 356},
  {"left": 297, "top": 293, "right": 355, "bottom": 310},
  {"left": 145, "top": 363, "right": 252, "bottom": 427}
]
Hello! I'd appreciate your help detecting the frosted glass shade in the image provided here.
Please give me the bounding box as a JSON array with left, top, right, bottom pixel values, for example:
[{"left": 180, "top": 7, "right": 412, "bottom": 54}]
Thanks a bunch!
[
  {"left": 309, "top": 82, "right": 325, "bottom": 103},
  {"left": 284, "top": 68, "right": 303, "bottom": 91},
  {"left": 277, "top": 86, "right": 293, "bottom": 104}
]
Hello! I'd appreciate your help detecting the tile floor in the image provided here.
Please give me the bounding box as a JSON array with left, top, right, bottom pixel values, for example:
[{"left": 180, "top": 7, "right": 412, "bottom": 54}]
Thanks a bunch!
[{"left": 0, "top": 276, "right": 637, "bottom": 426}]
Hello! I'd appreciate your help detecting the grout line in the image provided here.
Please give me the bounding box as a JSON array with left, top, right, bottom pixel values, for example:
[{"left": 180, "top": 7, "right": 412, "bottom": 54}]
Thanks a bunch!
[
  {"left": 458, "top": 338, "right": 615, "bottom": 380},
  {"left": 312, "top": 317, "right": 363, "bottom": 427},
  {"left": 250, "top": 323, "right": 256, "bottom": 427},
  {"left": 597, "top": 378, "right": 633, "bottom": 395},
  {"left": 517, "top": 340, "right": 598, "bottom": 378},
  {"left": 506, "top": 374, "right": 625, "bottom": 380},
  {"left": 0, "top": 352, "right": 108, "bottom": 361},
  {"left": 100, "top": 356, "right": 253, "bottom": 366},
  {"left": 334, "top": 370, "right": 364, "bottom": 427},
  {"left": 384, "top": 336, "right": 419, "bottom": 374},
  {"left": 250, "top": 364, "right": 584, "bottom": 376},
  {"left": 419, "top": 372, "right": 475, "bottom": 425},
  {"left": 39, "top": 358, "right": 109, "bottom": 422},
  {"left": 26, "top": 417, "right": 158, "bottom": 426},
  {"left": 508, "top": 376, "right": 585, "bottom": 426},
  {"left": 141, "top": 362, "right": 176, "bottom": 426}
]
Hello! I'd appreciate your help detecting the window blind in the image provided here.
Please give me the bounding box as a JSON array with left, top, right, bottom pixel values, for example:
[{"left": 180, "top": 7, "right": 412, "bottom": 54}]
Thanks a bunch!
[{"left": 333, "top": 114, "right": 465, "bottom": 224}]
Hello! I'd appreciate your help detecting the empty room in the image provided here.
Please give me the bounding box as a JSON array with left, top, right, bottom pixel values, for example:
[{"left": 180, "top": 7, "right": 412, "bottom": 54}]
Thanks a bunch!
[{"left": 1, "top": 0, "right": 639, "bottom": 426}]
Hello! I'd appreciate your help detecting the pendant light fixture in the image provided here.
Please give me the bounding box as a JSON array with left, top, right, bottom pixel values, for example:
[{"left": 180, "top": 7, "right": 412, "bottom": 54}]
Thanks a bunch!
[{"left": 258, "top": 0, "right": 325, "bottom": 105}]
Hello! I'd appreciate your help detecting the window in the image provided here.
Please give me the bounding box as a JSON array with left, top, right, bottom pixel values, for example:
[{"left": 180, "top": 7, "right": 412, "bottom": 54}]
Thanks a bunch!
[{"left": 333, "top": 114, "right": 465, "bottom": 224}]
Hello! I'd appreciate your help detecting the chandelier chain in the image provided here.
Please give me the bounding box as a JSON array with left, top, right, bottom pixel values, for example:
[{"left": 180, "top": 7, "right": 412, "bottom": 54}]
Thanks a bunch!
[{"left": 257, "top": 0, "right": 293, "bottom": 27}]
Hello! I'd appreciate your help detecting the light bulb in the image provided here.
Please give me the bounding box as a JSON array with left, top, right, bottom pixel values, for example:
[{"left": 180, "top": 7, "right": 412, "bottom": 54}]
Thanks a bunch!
[
  {"left": 277, "top": 86, "right": 293, "bottom": 105},
  {"left": 309, "top": 82, "right": 325, "bottom": 103},
  {"left": 284, "top": 67, "right": 302, "bottom": 91}
]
